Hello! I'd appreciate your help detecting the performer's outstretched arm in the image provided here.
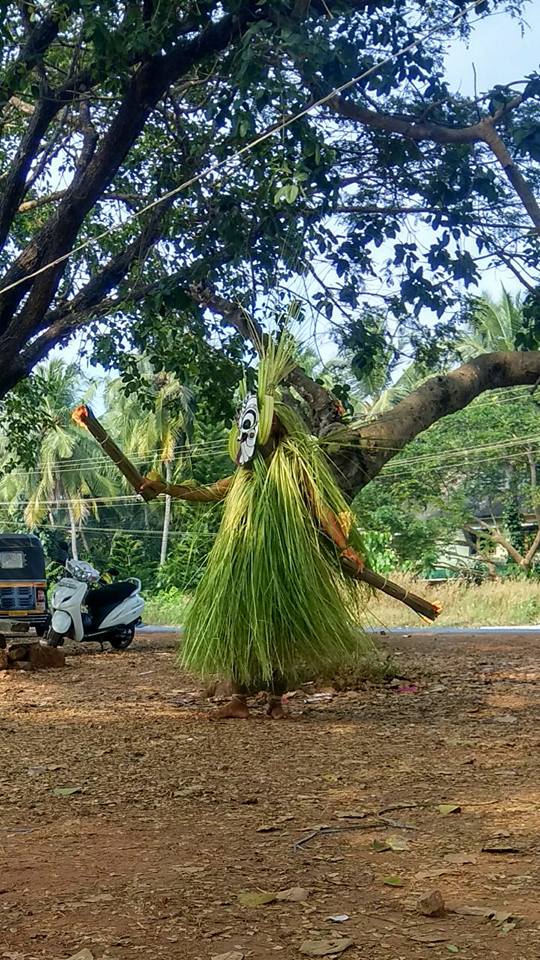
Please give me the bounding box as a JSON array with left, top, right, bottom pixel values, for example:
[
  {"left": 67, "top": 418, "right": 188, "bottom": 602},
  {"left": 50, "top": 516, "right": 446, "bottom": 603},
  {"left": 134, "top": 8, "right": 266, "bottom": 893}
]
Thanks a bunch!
[
  {"left": 139, "top": 475, "right": 233, "bottom": 503},
  {"left": 317, "top": 501, "right": 441, "bottom": 623},
  {"left": 73, "top": 404, "right": 232, "bottom": 503}
]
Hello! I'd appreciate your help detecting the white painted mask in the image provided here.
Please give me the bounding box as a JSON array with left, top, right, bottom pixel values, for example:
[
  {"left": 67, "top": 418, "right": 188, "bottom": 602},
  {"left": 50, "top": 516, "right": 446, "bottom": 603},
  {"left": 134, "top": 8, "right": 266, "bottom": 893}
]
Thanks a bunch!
[{"left": 237, "top": 394, "right": 259, "bottom": 464}]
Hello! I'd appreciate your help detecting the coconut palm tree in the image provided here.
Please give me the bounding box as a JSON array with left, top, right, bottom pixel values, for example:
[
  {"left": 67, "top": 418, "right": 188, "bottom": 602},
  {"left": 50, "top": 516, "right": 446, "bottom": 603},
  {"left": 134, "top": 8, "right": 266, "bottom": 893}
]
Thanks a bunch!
[
  {"left": 0, "top": 359, "right": 116, "bottom": 559},
  {"left": 105, "top": 363, "right": 195, "bottom": 565},
  {"left": 458, "top": 289, "right": 524, "bottom": 359},
  {"left": 319, "top": 349, "right": 429, "bottom": 420}
]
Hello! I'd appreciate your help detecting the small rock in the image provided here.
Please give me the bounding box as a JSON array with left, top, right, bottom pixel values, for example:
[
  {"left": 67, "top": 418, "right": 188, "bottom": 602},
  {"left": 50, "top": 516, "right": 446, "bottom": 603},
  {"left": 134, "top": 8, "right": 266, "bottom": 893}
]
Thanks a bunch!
[
  {"left": 29, "top": 644, "right": 65, "bottom": 669},
  {"left": 418, "top": 889, "right": 445, "bottom": 917},
  {"left": 275, "top": 886, "right": 309, "bottom": 902},
  {"left": 6, "top": 643, "right": 29, "bottom": 661}
]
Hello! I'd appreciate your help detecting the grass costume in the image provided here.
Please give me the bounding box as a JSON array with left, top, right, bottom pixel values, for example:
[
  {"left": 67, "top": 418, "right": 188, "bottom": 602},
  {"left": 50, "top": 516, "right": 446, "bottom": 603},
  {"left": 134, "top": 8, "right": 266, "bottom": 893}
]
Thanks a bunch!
[{"left": 74, "top": 338, "right": 440, "bottom": 718}]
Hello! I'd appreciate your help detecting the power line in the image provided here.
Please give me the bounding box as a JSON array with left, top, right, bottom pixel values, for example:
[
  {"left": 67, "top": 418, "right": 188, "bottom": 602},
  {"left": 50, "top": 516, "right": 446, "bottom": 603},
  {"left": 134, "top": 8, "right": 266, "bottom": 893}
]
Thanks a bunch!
[
  {"left": 3, "top": 425, "right": 540, "bottom": 494},
  {"left": 322, "top": 430, "right": 540, "bottom": 466},
  {"left": 0, "top": 0, "right": 483, "bottom": 301},
  {"left": 0, "top": 441, "right": 230, "bottom": 478},
  {"left": 381, "top": 433, "right": 540, "bottom": 468},
  {"left": 376, "top": 449, "right": 538, "bottom": 482},
  {"left": 348, "top": 385, "right": 534, "bottom": 427},
  {"left": 28, "top": 522, "right": 215, "bottom": 539},
  {"left": 6, "top": 391, "right": 536, "bottom": 480}
]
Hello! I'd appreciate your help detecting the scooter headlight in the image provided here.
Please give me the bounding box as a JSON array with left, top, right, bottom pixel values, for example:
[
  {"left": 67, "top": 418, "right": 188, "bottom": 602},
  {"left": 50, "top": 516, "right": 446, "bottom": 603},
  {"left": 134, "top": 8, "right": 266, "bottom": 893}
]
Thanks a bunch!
[{"left": 66, "top": 560, "right": 100, "bottom": 583}]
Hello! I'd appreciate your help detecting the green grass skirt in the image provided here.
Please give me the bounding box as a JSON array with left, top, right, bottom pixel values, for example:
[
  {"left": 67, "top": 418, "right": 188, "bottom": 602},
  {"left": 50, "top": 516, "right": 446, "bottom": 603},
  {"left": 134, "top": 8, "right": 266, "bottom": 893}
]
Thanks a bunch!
[{"left": 181, "top": 435, "right": 373, "bottom": 689}]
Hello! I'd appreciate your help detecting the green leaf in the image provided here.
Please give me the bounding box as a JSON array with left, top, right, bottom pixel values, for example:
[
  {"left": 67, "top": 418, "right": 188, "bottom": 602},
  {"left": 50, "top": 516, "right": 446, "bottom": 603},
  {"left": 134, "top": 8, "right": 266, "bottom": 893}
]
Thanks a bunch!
[
  {"left": 382, "top": 875, "right": 403, "bottom": 887},
  {"left": 438, "top": 803, "right": 461, "bottom": 816},
  {"left": 283, "top": 183, "right": 299, "bottom": 204},
  {"left": 52, "top": 786, "right": 82, "bottom": 797}
]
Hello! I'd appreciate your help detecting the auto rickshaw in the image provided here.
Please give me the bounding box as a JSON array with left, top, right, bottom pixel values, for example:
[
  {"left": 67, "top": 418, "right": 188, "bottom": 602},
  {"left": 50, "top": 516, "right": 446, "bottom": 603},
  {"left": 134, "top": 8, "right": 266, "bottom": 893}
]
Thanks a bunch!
[{"left": 0, "top": 534, "right": 49, "bottom": 635}]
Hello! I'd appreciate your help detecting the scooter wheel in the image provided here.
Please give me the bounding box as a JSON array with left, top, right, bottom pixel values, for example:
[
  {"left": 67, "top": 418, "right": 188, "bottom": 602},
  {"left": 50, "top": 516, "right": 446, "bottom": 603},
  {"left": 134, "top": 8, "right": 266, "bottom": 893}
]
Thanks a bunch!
[
  {"left": 109, "top": 625, "right": 135, "bottom": 651},
  {"left": 44, "top": 628, "right": 65, "bottom": 648}
]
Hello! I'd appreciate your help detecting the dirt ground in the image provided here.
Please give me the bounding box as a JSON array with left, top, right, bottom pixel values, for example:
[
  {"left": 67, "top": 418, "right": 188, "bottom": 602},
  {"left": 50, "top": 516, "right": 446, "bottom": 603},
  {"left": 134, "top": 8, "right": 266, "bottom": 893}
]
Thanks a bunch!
[{"left": 2, "top": 629, "right": 540, "bottom": 960}]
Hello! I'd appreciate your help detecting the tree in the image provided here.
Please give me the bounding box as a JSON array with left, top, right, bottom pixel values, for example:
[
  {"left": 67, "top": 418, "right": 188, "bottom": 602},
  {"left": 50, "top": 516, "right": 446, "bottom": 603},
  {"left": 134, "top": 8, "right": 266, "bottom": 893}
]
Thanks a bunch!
[
  {"left": 355, "top": 377, "right": 540, "bottom": 575},
  {"left": 0, "top": 359, "right": 115, "bottom": 558},
  {"left": 457, "top": 290, "right": 525, "bottom": 360},
  {"left": 105, "top": 364, "right": 195, "bottom": 564},
  {"left": 3, "top": 1, "right": 540, "bottom": 499}
]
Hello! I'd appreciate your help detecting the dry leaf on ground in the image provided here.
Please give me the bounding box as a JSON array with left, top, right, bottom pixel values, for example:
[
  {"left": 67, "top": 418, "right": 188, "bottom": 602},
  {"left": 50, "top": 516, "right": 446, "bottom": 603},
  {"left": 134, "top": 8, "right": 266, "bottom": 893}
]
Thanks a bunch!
[
  {"left": 52, "top": 786, "right": 82, "bottom": 797},
  {"left": 444, "top": 853, "right": 477, "bottom": 865},
  {"left": 237, "top": 891, "right": 276, "bottom": 907},
  {"left": 299, "top": 938, "right": 354, "bottom": 956},
  {"left": 275, "top": 887, "right": 309, "bottom": 902},
  {"left": 211, "top": 952, "right": 244, "bottom": 960}
]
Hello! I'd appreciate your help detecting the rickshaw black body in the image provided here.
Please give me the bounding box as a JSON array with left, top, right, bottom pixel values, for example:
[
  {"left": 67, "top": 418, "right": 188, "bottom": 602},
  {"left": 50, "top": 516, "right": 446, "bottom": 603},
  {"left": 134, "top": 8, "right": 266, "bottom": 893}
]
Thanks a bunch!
[{"left": 0, "top": 534, "right": 49, "bottom": 634}]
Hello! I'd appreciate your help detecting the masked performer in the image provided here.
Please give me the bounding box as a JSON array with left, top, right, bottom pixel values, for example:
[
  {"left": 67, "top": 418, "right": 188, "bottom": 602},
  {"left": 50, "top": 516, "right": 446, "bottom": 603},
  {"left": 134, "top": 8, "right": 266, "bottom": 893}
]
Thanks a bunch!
[{"left": 74, "top": 338, "right": 440, "bottom": 719}]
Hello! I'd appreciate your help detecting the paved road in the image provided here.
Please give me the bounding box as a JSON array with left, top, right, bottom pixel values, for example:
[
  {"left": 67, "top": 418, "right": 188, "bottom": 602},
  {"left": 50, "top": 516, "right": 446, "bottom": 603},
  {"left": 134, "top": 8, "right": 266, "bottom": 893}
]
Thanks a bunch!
[
  {"left": 138, "top": 623, "right": 540, "bottom": 639},
  {"left": 135, "top": 621, "right": 540, "bottom": 667}
]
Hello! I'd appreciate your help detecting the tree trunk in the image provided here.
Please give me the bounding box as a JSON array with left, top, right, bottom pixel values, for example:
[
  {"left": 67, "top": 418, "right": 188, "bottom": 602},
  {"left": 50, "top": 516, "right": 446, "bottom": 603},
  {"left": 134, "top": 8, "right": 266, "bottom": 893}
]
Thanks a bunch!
[
  {"left": 80, "top": 527, "right": 90, "bottom": 555},
  {"left": 67, "top": 502, "right": 78, "bottom": 561},
  {"left": 160, "top": 461, "right": 173, "bottom": 566},
  {"left": 324, "top": 351, "right": 540, "bottom": 497}
]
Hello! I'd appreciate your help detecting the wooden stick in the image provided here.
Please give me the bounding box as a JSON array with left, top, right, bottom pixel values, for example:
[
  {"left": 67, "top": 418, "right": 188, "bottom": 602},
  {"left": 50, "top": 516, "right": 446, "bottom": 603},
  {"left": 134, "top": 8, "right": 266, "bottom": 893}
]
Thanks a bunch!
[
  {"left": 72, "top": 405, "right": 232, "bottom": 503},
  {"left": 72, "top": 404, "right": 156, "bottom": 501},
  {"left": 140, "top": 474, "right": 233, "bottom": 502},
  {"left": 318, "top": 504, "right": 441, "bottom": 621},
  {"left": 343, "top": 556, "right": 441, "bottom": 622}
]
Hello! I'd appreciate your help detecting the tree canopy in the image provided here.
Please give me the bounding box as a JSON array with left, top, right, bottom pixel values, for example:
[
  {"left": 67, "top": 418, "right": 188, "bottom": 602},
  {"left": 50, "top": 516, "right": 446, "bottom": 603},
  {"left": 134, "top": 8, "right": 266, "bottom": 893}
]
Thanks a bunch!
[{"left": 2, "top": 0, "right": 540, "bottom": 495}]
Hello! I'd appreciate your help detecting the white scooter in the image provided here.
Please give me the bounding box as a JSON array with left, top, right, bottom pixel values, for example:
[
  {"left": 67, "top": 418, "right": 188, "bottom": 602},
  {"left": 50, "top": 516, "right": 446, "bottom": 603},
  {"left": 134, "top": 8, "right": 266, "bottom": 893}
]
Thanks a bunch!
[{"left": 45, "top": 559, "right": 144, "bottom": 650}]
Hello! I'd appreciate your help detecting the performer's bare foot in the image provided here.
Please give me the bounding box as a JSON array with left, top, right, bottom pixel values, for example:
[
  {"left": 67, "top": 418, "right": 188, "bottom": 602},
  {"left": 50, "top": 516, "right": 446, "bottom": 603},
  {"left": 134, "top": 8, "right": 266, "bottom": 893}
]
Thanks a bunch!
[
  {"left": 266, "top": 695, "right": 286, "bottom": 719},
  {"left": 208, "top": 695, "right": 249, "bottom": 720}
]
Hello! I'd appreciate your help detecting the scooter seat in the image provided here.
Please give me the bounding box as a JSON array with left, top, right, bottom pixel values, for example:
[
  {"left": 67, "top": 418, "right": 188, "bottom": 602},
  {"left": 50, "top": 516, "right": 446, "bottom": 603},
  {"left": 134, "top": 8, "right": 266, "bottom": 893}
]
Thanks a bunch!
[{"left": 86, "top": 580, "right": 137, "bottom": 612}]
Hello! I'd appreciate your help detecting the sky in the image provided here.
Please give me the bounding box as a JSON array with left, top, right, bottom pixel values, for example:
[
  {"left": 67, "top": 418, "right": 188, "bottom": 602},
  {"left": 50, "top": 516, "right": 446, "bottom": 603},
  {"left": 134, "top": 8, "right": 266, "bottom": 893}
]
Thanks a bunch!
[
  {"left": 57, "top": 2, "right": 540, "bottom": 377},
  {"left": 444, "top": 0, "right": 540, "bottom": 297}
]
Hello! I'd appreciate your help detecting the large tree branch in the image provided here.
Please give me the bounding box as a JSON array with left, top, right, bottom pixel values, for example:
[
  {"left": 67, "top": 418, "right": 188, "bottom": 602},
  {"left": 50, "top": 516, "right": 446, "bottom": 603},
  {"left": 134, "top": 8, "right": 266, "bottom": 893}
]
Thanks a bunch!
[
  {"left": 325, "top": 352, "right": 540, "bottom": 497},
  {"left": 335, "top": 204, "right": 436, "bottom": 216},
  {"left": 188, "top": 284, "right": 344, "bottom": 432},
  {"left": 0, "top": 87, "right": 68, "bottom": 251},
  {"left": 464, "top": 518, "right": 525, "bottom": 567},
  {"left": 328, "top": 94, "right": 485, "bottom": 144},
  {"left": 327, "top": 90, "right": 540, "bottom": 233},
  {"left": 0, "top": 3, "right": 261, "bottom": 341},
  {"left": 0, "top": 8, "right": 61, "bottom": 118},
  {"left": 481, "top": 122, "right": 540, "bottom": 232},
  {"left": 3, "top": 201, "right": 173, "bottom": 381},
  {"left": 523, "top": 447, "right": 540, "bottom": 566}
]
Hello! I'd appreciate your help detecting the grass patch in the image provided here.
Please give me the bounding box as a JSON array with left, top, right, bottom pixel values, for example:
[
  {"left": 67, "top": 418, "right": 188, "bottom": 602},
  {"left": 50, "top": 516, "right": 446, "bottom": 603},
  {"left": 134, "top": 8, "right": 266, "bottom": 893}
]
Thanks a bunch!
[
  {"left": 145, "top": 577, "right": 540, "bottom": 631},
  {"left": 369, "top": 575, "right": 540, "bottom": 628},
  {"left": 144, "top": 588, "right": 188, "bottom": 626}
]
